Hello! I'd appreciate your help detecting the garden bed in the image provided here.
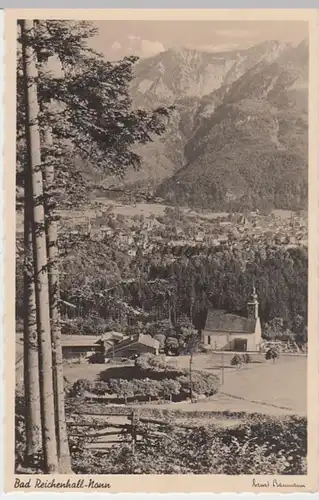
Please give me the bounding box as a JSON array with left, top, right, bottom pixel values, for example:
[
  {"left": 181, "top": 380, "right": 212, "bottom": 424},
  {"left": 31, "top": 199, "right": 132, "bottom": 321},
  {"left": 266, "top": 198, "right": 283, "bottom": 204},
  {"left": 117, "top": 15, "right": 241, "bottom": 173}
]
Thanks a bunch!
[{"left": 68, "top": 353, "right": 220, "bottom": 404}]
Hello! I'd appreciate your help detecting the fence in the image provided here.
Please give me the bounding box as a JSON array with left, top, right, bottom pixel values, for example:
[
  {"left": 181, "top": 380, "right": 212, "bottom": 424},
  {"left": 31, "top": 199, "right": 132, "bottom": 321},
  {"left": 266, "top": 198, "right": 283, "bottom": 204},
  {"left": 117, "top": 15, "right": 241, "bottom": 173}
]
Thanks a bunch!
[
  {"left": 67, "top": 406, "right": 193, "bottom": 451},
  {"left": 67, "top": 411, "right": 135, "bottom": 450}
]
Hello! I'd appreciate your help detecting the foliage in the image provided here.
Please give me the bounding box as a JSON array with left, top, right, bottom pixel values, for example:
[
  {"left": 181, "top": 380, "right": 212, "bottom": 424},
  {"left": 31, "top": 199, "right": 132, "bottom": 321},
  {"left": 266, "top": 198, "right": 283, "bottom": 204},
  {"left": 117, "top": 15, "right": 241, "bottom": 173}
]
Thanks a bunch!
[
  {"left": 165, "top": 336, "right": 179, "bottom": 355},
  {"left": 241, "top": 353, "right": 252, "bottom": 364},
  {"left": 68, "top": 378, "right": 105, "bottom": 397},
  {"left": 265, "top": 347, "right": 280, "bottom": 362},
  {"left": 61, "top": 315, "right": 110, "bottom": 335},
  {"left": 70, "top": 414, "right": 307, "bottom": 475},
  {"left": 146, "top": 319, "right": 175, "bottom": 338},
  {"left": 134, "top": 353, "right": 171, "bottom": 373},
  {"left": 161, "top": 379, "right": 182, "bottom": 399},
  {"left": 16, "top": 221, "right": 308, "bottom": 344},
  {"left": 231, "top": 354, "right": 242, "bottom": 366},
  {"left": 156, "top": 83, "right": 308, "bottom": 213},
  {"left": 153, "top": 333, "right": 166, "bottom": 349},
  {"left": 263, "top": 317, "right": 294, "bottom": 341},
  {"left": 69, "top": 354, "right": 218, "bottom": 402},
  {"left": 17, "top": 21, "right": 173, "bottom": 206},
  {"left": 177, "top": 371, "right": 219, "bottom": 397},
  {"left": 107, "top": 379, "right": 134, "bottom": 400},
  {"left": 175, "top": 315, "right": 198, "bottom": 349},
  {"left": 69, "top": 376, "right": 181, "bottom": 402}
]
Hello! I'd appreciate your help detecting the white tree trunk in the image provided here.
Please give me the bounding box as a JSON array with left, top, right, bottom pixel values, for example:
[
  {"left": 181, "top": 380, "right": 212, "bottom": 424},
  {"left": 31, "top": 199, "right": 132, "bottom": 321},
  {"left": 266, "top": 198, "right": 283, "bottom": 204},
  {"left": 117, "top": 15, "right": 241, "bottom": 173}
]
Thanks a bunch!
[
  {"left": 23, "top": 175, "right": 42, "bottom": 460},
  {"left": 41, "top": 89, "right": 72, "bottom": 471},
  {"left": 21, "top": 19, "right": 58, "bottom": 473}
]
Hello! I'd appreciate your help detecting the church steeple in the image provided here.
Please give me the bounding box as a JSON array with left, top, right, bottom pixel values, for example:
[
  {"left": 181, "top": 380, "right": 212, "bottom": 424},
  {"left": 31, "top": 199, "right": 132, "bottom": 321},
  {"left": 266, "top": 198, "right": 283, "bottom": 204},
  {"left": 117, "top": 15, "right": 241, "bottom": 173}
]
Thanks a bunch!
[{"left": 247, "top": 286, "right": 259, "bottom": 320}]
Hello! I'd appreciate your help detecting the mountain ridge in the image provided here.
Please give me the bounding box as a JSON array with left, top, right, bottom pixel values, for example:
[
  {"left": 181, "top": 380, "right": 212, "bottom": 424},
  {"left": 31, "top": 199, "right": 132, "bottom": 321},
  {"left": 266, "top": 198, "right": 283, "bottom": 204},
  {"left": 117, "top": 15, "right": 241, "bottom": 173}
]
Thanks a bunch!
[{"left": 101, "top": 39, "right": 308, "bottom": 211}]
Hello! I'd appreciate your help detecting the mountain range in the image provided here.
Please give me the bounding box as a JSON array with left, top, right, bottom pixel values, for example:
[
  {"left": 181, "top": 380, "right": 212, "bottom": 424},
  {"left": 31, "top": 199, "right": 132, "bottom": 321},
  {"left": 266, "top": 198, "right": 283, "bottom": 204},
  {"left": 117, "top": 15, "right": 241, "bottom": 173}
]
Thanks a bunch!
[{"left": 104, "top": 39, "right": 308, "bottom": 211}]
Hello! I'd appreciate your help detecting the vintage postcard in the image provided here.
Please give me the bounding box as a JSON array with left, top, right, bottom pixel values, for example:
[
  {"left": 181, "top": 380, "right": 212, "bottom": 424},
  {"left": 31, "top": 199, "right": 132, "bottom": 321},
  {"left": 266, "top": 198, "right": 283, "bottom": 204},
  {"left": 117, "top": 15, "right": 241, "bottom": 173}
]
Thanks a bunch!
[{"left": 3, "top": 7, "right": 319, "bottom": 493}]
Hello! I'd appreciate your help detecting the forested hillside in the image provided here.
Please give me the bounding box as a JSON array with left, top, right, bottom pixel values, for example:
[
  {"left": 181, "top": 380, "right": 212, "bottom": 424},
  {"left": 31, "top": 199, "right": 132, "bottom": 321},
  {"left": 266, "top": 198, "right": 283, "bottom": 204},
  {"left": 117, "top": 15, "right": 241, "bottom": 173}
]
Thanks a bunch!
[{"left": 156, "top": 40, "right": 308, "bottom": 211}]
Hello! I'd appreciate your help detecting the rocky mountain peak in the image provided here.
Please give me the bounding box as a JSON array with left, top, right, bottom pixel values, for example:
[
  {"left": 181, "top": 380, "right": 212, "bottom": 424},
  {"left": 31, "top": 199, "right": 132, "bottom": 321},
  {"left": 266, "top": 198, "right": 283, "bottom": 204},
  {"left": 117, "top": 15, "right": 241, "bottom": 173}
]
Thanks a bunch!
[{"left": 105, "top": 39, "right": 309, "bottom": 212}]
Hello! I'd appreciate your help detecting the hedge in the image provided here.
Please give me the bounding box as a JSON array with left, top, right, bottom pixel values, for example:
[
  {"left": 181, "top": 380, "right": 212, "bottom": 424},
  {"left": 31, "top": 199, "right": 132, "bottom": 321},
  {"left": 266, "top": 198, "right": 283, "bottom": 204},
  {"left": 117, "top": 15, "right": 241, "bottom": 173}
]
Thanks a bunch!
[
  {"left": 69, "top": 370, "right": 219, "bottom": 401},
  {"left": 71, "top": 414, "right": 307, "bottom": 475}
]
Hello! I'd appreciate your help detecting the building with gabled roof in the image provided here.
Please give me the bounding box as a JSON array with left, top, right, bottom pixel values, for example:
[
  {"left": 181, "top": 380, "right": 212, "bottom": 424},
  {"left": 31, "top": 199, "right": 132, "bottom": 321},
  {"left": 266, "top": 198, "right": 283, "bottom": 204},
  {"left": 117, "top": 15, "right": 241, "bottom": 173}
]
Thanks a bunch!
[
  {"left": 201, "top": 287, "right": 262, "bottom": 352},
  {"left": 61, "top": 334, "right": 103, "bottom": 361},
  {"left": 60, "top": 330, "right": 159, "bottom": 362},
  {"left": 105, "top": 333, "right": 160, "bottom": 359}
]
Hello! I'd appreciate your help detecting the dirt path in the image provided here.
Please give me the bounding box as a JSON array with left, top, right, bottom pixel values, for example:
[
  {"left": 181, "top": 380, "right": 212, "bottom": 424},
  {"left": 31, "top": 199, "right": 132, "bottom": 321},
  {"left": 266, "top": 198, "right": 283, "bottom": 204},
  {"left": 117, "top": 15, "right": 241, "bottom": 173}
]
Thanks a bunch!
[{"left": 127, "top": 393, "right": 305, "bottom": 416}]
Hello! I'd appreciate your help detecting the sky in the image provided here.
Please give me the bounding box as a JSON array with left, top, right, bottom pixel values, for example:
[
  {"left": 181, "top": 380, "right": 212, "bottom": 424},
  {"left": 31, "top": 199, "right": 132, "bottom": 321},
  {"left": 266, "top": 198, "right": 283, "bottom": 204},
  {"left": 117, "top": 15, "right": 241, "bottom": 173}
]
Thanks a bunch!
[{"left": 90, "top": 20, "right": 308, "bottom": 60}]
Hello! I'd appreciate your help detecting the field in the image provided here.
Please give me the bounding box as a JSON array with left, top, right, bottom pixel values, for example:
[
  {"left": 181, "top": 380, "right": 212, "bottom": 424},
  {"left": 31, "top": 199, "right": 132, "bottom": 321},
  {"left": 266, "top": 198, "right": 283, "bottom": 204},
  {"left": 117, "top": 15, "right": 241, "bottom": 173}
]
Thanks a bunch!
[
  {"left": 15, "top": 333, "right": 306, "bottom": 417},
  {"left": 62, "top": 352, "right": 306, "bottom": 417},
  {"left": 16, "top": 198, "right": 298, "bottom": 234},
  {"left": 166, "top": 352, "right": 306, "bottom": 415},
  {"left": 16, "top": 200, "right": 231, "bottom": 233}
]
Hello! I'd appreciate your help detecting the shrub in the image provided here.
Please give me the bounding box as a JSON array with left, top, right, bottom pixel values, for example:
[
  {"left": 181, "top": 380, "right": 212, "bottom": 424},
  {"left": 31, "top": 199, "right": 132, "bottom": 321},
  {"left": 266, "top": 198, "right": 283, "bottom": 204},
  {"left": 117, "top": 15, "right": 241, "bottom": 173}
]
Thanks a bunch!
[
  {"left": 161, "top": 379, "right": 182, "bottom": 400},
  {"left": 105, "top": 378, "right": 182, "bottom": 402},
  {"left": 193, "top": 372, "right": 219, "bottom": 396},
  {"left": 71, "top": 364, "right": 219, "bottom": 403},
  {"left": 135, "top": 353, "right": 168, "bottom": 372},
  {"left": 165, "top": 336, "right": 180, "bottom": 355},
  {"left": 135, "top": 353, "right": 186, "bottom": 378},
  {"left": 142, "top": 380, "right": 163, "bottom": 400},
  {"left": 153, "top": 334, "right": 166, "bottom": 350},
  {"left": 128, "top": 379, "right": 162, "bottom": 400},
  {"left": 70, "top": 415, "right": 307, "bottom": 475},
  {"left": 177, "top": 371, "right": 219, "bottom": 398},
  {"left": 231, "top": 354, "right": 242, "bottom": 366},
  {"left": 107, "top": 379, "right": 134, "bottom": 401},
  {"left": 104, "top": 378, "right": 165, "bottom": 402},
  {"left": 265, "top": 347, "right": 280, "bottom": 362},
  {"left": 241, "top": 353, "right": 252, "bottom": 364},
  {"left": 69, "top": 379, "right": 113, "bottom": 398},
  {"left": 69, "top": 379, "right": 96, "bottom": 397},
  {"left": 92, "top": 381, "right": 111, "bottom": 395}
]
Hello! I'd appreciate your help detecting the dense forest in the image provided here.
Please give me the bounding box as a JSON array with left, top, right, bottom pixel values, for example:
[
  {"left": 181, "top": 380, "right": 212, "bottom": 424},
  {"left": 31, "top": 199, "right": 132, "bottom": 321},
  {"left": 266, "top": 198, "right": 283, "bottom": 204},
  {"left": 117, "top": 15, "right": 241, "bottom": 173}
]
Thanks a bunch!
[
  {"left": 157, "top": 138, "right": 308, "bottom": 213},
  {"left": 16, "top": 229, "right": 308, "bottom": 345}
]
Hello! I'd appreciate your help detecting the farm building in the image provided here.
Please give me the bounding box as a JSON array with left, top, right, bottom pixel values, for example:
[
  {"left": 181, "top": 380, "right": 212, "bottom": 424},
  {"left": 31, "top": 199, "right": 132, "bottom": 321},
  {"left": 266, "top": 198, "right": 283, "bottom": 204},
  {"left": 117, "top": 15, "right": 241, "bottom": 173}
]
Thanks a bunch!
[
  {"left": 101, "top": 331, "right": 125, "bottom": 356},
  {"left": 201, "top": 288, "right": 262, "bottom": 352},
  {"left": 61, "top": 335, "right": 104, "bottom": 361},
  {"left": 61, "top": 332, "right": 124, "bottom": 361},
  {"left": 61, "top": 332, "right": 159, "bottom": 362},
  {"left": 105, "top": 334, "right": 160, "bottom": 359}
]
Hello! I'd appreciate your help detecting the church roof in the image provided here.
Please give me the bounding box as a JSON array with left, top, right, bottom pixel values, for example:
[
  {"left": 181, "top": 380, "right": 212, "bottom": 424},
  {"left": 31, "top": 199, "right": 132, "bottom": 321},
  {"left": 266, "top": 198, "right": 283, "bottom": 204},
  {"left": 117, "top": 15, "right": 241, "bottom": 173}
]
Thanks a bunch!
[{"left": 204, "top": 310, "right": 256, "bottom": 334}]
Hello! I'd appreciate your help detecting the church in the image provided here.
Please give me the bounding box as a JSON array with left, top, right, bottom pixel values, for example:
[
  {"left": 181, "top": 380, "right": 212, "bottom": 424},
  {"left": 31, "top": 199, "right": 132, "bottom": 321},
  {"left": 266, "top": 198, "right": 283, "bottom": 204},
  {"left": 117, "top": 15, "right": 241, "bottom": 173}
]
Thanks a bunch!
[{"left": 201, "top": 288, "right": 262, "bottom": 352}]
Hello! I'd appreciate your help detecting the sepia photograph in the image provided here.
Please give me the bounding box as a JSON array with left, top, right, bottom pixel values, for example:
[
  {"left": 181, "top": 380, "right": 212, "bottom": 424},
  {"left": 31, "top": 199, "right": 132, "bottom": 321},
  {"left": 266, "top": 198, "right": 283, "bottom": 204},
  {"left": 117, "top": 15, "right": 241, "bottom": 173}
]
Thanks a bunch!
[{"left": 3, "top": 7, "right": 319, "bottom": 493}]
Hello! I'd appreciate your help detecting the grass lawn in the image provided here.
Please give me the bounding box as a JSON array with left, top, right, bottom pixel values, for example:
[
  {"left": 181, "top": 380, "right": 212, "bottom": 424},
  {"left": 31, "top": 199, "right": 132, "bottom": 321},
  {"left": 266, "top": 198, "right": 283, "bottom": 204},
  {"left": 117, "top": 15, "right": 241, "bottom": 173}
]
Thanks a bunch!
[
  {"left": 61, "top": 352, "right": 306, "bottom": 416},
  {"left": 167, "top": 352, "right": 307, "bottom": 415},
  {"left": 16, "top": 335, "right": 306, "bottom": 416}
]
